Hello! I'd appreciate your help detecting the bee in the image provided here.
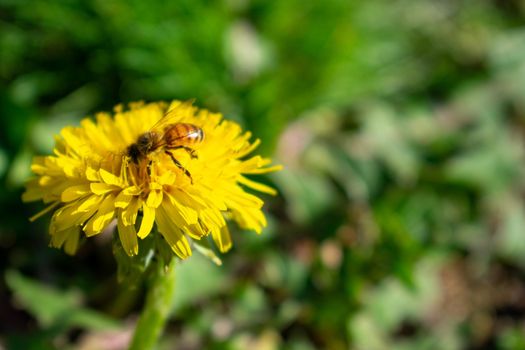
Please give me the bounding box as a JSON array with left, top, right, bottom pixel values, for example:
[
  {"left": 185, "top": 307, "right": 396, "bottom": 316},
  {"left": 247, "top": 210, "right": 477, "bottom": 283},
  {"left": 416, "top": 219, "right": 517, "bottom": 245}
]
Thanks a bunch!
[{"left": 126, "top": 104, "right": 204, "bottom": 183}]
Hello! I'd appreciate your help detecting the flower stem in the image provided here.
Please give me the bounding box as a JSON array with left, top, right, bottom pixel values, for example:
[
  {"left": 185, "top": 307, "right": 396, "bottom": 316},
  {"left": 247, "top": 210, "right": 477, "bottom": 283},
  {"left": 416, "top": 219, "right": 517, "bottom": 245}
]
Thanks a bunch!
[{"left": 129, "top": 258, "right": 176, "bottom": 350}]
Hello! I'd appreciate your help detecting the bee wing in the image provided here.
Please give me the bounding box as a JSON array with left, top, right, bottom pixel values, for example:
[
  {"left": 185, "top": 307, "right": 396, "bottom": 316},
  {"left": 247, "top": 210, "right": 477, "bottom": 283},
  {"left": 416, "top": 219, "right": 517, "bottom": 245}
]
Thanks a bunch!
[{"left": 149, "top": 99, "right": 196, "bottom": 133}]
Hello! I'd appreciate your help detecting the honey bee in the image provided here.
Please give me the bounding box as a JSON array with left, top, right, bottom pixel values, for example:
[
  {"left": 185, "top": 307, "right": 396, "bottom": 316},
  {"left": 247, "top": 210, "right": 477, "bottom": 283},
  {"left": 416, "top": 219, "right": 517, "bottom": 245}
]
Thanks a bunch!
[{"left": 126, "top": 104, "right": 204, "bottom": 183}]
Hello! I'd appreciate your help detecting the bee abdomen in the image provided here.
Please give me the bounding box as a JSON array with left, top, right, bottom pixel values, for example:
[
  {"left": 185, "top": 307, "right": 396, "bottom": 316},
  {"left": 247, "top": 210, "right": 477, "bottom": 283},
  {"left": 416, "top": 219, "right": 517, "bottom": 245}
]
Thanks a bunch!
[
  {"left": 195, "top": 127, "right": 204, "bottom": 143},
  {"left": 164, "top": 123, "right": 204, "bottom": 145}
]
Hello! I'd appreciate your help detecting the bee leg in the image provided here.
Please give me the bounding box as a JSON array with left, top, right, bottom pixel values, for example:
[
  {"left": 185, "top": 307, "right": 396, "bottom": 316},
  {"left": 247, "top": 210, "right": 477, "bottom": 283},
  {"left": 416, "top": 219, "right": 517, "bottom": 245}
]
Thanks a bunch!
[
  {"left": 165, "top": 150, "right": 193, "bottom": 184},
  {"left": 146, "top": 159, "right": 153, "bottom": 177},
  {"left": 168, "top": 146, "right": 198, "bottom": 159}
]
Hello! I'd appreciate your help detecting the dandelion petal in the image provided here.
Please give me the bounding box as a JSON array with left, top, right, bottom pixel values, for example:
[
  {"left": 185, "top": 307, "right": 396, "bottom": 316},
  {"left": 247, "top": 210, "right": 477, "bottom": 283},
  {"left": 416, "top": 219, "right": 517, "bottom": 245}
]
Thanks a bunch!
[
  {"left": 117, "top": 210, "right": 138, "bottom": 256},
  {"left": 156, "top": 206, "right": 191, "bottom": 259},
  {"left": 138, "top": 204, "right": 155, "bottom": 239}
]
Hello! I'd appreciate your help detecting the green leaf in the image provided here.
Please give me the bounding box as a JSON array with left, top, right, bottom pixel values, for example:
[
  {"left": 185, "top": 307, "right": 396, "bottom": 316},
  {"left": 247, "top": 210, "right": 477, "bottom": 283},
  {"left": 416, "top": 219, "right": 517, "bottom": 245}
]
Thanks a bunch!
[
  {"left": 171, "top": 254, "right": 228, "bottom": 313},
  {"left": 272, "top": 168, "right": 337, "bottom": 224},
  {"left": 5, "top": 270, "right": 119, "bottom": 332},
  {"left": 498, "top": 325, "right": 525, "bottom": 350},
  {"left": 496, "top": 198, "right": 525, "bottom": 268}
]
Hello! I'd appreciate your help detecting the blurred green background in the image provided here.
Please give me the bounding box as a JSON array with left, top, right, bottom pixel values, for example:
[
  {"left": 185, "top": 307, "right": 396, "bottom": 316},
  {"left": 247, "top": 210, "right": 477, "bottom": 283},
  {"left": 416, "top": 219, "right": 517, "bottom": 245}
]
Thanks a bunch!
[{"left": 2, "top": 0, "right": 525, "bottom": 349}]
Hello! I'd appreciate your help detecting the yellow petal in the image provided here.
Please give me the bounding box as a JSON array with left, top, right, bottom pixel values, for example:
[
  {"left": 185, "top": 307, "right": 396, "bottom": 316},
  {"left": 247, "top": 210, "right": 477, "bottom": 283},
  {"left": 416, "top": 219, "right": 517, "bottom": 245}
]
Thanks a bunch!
[
  {"left": 53, "top": 200, "right": 99, "bottom": 232},
  {"left": 200, "top": 208, "right": 226, "bottom": 228},
  {"left": 245, "top": 165, "right": 283, "bottom": 174},
  {"left": 167, "top": 193, "right": 198, "bottom": 225},
  {"left": 193, "top": 185, "right": 227, "bottom": 211},
  {"left": 50, "top": 226, "right": 75, "bottom": 248},
  {"left": 61, "top": 184, "right": 91, "bottom": 202},
  {"left": 157, "top": 171, "right": 176, "bottom": 185},
  {"left": 114, "top": 191, "right": 133, "bottom": 208},
  {"left": 149, "top": 182, "right": 163, "bottom": 191},
  {"left": 184, "top": 223, "right": 207, "bottom": 239},
  {"left": 100, "top": 168, "right": 123, "bottom": 186},
  {"left": 74, "top": 194, "right": 104, "bottom": 214},
  {"left": 237, "top": 155, "right": 268, "bottom": 171},
  {"left": 236, "top": 138, "right": 260, "bottom": 158},
  {"left": 39, "top": 176, "right": 53, "bottom": 186},
  {"left": 122, "top": 197, "right": 141, "bottom": 226},
  {"left": 83, "top": 195, "right": 116, "bottom": 236},
  {"left": 137, "top": 204, "right": 155, "bottom": 239},
  {"left": 238, "top": 156, "right": 283, "bottom": 174},
  {"left": 90, "top": 182, "right": 116, "bottom": 195},
  {"left": 212, "top": 224, "right": 232, "bottom": 253},
  {"left": 232, "top": 207, "right": 266, "bottom": 233},
  {"left": 23, "top": 179, "right": 45, "bottom": 202},
  {"left": 237, "top": 175, "right": 277, "bottom": 195},
  {"left": 117, "top": 210, "right": 138, "bottom": 256},
  {"left": 30, "top": 156, "right": 46, "bottom": 173},
  {"left": 123, "top": 186, "right": 142, "bottom": 195},
  {"left": 223, "top": 184, "right": 264, "bottom": 208},
  {"left": 170, "top": 188, "right": 206, "bottom": 209},
  {"left": 156, "top": 205, "right": 191, "bottom": 259},
  {"left": 64, "top": 229, "right": 80, "bottom": 255},
  {"left": 158, "top": 196, "right": 193, "bottom": 232},
  {"left": 85, "top": 167, "right": 100, "bottom": 181},
  {"left": 146, "top": 190, "right": 163, "bottom": 208}
]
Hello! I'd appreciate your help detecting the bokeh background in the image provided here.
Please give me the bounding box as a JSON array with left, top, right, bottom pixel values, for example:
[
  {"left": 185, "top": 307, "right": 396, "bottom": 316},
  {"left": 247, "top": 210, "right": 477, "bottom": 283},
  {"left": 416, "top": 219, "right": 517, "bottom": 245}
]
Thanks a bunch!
[{"left": 2, "top": 0, "right": 525, "bottom": 349}]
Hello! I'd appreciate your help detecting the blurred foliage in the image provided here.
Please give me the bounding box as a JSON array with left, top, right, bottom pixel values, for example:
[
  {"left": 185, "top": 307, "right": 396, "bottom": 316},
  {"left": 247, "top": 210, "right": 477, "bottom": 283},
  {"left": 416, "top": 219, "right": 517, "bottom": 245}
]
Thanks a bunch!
[
  {"left": 5, "top": 270, "right": 119, "bottom": 350},
  {"left": 2, "top": 0, "right": 525, "bottom": 349}
]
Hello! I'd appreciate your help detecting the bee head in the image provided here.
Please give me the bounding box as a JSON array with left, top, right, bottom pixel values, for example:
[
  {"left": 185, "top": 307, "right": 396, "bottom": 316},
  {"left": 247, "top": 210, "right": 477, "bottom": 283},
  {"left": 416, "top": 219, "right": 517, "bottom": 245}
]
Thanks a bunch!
[
  {"left": 127, "top": 143, "right": 141, "bottom": 163},
  {"left": 127, "top": 132, "right": 156, "bottom": 163},
  {"left": 137, "top": 133, "right": 155, "bottom": 150}
]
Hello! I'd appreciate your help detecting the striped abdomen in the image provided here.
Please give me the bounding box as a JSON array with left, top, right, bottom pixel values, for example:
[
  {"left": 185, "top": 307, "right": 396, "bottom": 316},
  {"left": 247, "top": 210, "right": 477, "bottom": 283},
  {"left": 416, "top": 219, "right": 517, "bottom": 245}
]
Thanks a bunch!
[{"left": 163, "top": 123, "right": 204, "bottom": 147}]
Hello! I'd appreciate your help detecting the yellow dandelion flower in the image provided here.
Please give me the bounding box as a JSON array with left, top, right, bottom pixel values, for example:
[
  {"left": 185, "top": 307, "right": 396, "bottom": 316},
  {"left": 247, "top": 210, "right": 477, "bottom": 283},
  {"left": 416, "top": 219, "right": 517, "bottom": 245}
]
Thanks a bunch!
[{"left": 23, "top": 100, "right": 281, "bottom": 258}]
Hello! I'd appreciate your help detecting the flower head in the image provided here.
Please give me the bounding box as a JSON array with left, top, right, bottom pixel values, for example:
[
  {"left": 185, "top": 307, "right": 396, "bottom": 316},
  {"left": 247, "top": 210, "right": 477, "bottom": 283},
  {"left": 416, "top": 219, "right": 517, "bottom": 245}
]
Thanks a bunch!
[{"left": 23, "top": 101, "right": 281, "bottom": 258}]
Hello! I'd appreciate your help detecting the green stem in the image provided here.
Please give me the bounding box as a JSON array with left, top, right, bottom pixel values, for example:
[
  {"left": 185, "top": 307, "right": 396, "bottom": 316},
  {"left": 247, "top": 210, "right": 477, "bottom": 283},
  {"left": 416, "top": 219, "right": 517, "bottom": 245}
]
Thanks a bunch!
[{"left": 129, "top": 258, "right": 176, "bottom": 350}]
